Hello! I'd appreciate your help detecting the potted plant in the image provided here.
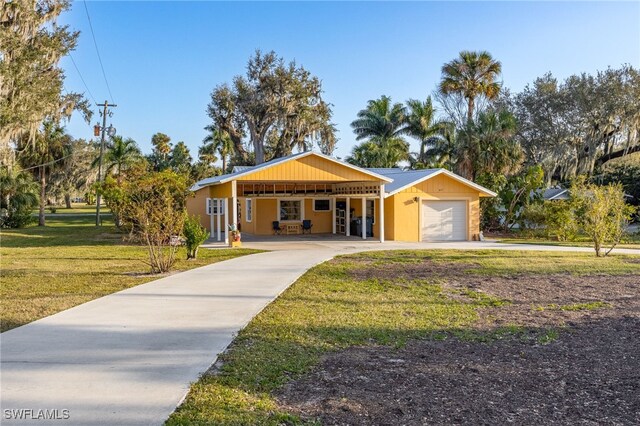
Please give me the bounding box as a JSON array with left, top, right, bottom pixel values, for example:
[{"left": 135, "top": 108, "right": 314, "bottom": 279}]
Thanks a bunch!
[{"left": 228, "top": 224, "right": 242, "bottom": 247}]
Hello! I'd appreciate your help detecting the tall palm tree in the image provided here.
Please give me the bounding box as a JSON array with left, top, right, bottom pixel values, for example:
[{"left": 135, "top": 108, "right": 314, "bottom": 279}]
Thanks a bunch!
[
  {"left": 439, "top": 51, "right": 502, "bottom": 125},
  {"left": 202, "top": 126, "right": 234, "bottom": 173},
  {"left": 18, "top": 120, "right": 70, "bottom": 226},
  {"left": 457, "top": 109, "right": 522, "bottom": 180},
  {"left": 349, "top": 96, "right": 409, "bottom": 167},
  {"left": 346, "top": 138, "right": 410, "bottom": 168},
  {"left": 351, "top": 95, "right": 407, "bottom": 141},
  {"left": 404, "top": 97, "right": 450, "bottom": 169},
  {"left": 411, "top": 122, "right": 458, "bottom": 170},
  {"left": 101, "top": 136, "right": 142, "bottom": 185}
]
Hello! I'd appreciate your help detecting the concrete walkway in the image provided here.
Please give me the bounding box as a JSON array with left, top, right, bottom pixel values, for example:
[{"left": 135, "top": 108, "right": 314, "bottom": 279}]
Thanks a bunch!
[
  {"left": 0, "top": 249, "right": 338, "bottom": 425},
  {"left": 2, "top": 240, "right": 639, "bottom": 425}
]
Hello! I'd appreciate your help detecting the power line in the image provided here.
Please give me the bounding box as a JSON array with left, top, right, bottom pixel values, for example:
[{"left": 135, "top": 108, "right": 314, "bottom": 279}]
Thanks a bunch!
[
  {"left": 20, "top": 152, "right": 76, "bottom": 172},
  {"left": 68, "top": 53, "right": 98, "bottom": 105},
  {"left": 83, "top": 0, "right": 115, "bottom": 104}
]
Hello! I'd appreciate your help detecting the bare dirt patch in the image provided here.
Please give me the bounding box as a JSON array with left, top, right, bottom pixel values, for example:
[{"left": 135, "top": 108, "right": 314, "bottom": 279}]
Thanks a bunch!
[
  {"left": 277, "top": 272, "right": 640, "bottom": 425},
  {"left": 278, "top": 317, "right": 640, "bottom": 425},
  {"left": 347, "top": 258, "right": 477, "bottom": 282}
]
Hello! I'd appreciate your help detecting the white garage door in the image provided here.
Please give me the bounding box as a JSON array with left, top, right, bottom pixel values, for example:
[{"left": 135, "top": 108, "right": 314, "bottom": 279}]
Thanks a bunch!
[{"left": 422, "top": 200, "right": 467, "bottom": 241}]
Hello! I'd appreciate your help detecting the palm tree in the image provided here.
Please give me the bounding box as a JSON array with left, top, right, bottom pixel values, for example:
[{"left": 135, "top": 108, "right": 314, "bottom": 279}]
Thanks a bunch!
[
  {"left": 99, "top": 136, "right": 141, "bottom": 185},
  {"left": 0, "top": 166, "right": 39, "bottom": 228},
  {"left": 404, "top": 97, "right": 451, "bottom": 169},
  {"left": 18, "top": 120, "right": 70, "bottom": 226},
  {"left": 439, "top": 51, "right": 502, "bottom": 125},
  {"left": 457, "top": 109, "right": 522, "bottom": 180},
  {"left": 349, "top": 96, "right": 409, "bottom": 167},
  {"left": 411, "top": 122, "right": 458, "bottom": 170},
  {"left": 202, "top": 126, "right": 234, "bottom": 173}
]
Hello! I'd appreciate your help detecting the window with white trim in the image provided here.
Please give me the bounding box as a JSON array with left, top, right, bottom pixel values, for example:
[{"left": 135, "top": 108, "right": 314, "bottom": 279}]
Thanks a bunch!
[
  {"left": 279, "top": 200, "right": 302, "bottom": 221},
  {"left": 246, "top": 199, "right": 253, "bottom": 222},
  {"left": 313, "top": 199, "right": 331, "bottom": 212},
  {"left": 211, "top": 198, "right": 225, "bottom": 216},
  {"left": 206, "top": 198, "right": 212, "bottom": 216}
]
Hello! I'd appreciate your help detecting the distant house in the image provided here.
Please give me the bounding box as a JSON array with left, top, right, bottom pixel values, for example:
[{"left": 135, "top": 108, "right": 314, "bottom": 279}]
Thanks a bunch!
[
  {"left": 538, "top": 187, "right": 633, "bottom": 202},
  {"left": 541, "top": 188, "right": 570, "bottom": 201},
  {"left": 187, "top": 152, "right": 496, "bottom": 243}
]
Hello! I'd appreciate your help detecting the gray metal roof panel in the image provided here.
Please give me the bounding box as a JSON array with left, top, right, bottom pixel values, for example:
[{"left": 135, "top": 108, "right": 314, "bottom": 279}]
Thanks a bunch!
[{"left": 373, "top": 169, "right": 441, "bottom": 194}]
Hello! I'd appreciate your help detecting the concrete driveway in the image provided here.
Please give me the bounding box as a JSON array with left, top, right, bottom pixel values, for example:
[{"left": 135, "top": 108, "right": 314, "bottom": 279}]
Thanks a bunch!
[{"left": 2, "top": 240, "right": 639, "bottom": 425}]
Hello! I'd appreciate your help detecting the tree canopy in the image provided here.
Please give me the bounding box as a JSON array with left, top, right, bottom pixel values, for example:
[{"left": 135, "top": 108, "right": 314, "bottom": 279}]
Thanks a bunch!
[
  {"left": 0, "top": 0, "right": 91, "bottom": 149},
  {"left": 206, "top": 50, "right": 337, "bottom": 165}
]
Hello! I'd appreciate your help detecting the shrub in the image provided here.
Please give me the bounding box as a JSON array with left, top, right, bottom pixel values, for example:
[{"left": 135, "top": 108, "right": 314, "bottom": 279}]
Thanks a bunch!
[
  {"left": 183, "top": 215, "right": 209, "bottom": 259},
  {"left": 571, "top": 180, "right": 636, "bottom": 257},
  {"left": 543, "top": 200, "right": 579, "bottom": 241},
  {"left": 101, "top": 170, "right": 189, "bottom": 273},
  {"left": 0, "top": 167, "right": 38, "bottom": 228}
]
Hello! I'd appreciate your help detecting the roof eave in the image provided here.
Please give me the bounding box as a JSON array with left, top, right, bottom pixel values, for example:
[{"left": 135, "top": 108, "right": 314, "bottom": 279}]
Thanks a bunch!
[{"left": 384, "top": 169, "right": 497, "bottom": 198}]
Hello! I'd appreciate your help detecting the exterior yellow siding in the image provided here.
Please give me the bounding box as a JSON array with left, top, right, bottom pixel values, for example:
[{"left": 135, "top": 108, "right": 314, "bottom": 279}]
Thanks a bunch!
[
  {"left": 186, "top": 188, "right": 211, "bottom": 232},
  {"left": 237, "top": 155, "right": 380, "bottom": 182},
  {"left": 238, "top": 198, "right": 255, "bottom": 234},
  {"left": 383, "top": 197, "right": 395, "bottom": 241},
  {"left": 209, "top": 182, "right": 233, "bottom": 198},
  {"left": 388, "top": 173, "right": 481, "bottom": 242},
  {"left": 255, "top": 199, "right": 277, "bottom": 234},
  {"left": 304, "top": 199, "right": 333, "bottom": 233}
]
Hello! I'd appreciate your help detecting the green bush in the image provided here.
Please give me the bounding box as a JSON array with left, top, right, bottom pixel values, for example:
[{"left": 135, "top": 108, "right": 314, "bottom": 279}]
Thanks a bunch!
[
  {"left": 543, "top": 200, "right": 579, "bottom": 241},
  {"left": 183, "top": 215, "right": 209, "bottom": 260},
  {"left": 0, "top": 167, "right": 38, "bottom": 228},
  {"left": 0, "top": 208, "right": 34, "bottom": 228}
]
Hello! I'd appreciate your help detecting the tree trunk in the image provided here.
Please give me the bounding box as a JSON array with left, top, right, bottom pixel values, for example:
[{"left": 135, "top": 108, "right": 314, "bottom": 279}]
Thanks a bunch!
[
  {"left": 467, "top": 97, "right": 475, "bottom": 125},
  {"left": 64, "top": 194, "right": 72, "bottom": 209},
  {"left": 595, "top": 144, "right": 640, "bottom": 167},
  {"left": 254, "top": 141, "right": 265, "bottom": 164},
  {"left": 222, "top": 155, "right": 227, "bottom": 174},
  {"left": 39, "top": 165, "right": 46, "bottom": 226}
]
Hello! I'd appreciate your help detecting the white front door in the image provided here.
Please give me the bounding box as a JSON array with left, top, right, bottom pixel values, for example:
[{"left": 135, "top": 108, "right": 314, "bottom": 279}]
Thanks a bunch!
[{"left": 422, "top": 200, "right": 467, "bottom": 241}]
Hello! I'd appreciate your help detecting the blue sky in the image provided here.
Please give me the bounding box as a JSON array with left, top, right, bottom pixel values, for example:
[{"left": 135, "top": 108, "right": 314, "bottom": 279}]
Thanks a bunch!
[{"left": 60, "top": 1, "right": 640, "bottom": 161}]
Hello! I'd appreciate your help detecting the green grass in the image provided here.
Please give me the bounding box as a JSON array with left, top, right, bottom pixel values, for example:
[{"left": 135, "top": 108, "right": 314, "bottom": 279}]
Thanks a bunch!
[
  {"left": 0, "top": 216, "right": 261, "bottom": 332},
  {"left": 167, "top": 249, "right": 640, "bottom": 425},
  {"left": 348, "top": 249, "right": 640, "bottom": 276},
  {"left": 534, "top": 301, "right": 611, "bottom": 312},
  {"left": 496, "top": 234, "right": 640, "bottom": 250},
  {"left": 32, "top": 203, "right": 111, "bottom": 214}
]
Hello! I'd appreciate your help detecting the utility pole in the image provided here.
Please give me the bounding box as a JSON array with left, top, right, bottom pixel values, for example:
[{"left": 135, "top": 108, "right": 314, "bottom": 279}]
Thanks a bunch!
[{"left": 95, "top": 100, "right": 117, "bottom": 226}]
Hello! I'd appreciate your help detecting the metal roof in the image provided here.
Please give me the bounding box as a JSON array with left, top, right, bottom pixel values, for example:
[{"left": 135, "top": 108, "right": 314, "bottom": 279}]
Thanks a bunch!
[
  {"left": 189, "top": 152, "right": 495, "bottom": 197},
  {"left": 542, "top": 188, "right": 569, "bottom": 200},
  {"left": 191, "top": 151, "right": 393, "bottom": 190},
  {"left": 371, "top": 169, "right": 440, "bottom": 194}
]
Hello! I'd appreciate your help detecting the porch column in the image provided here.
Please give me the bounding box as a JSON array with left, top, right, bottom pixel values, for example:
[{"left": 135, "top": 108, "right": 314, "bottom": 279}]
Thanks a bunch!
[
  {"left": 209, "top": 199, "right": 215, "bottom": 239},
  {"left": 361, "top": 197, "right": 367, "bottom": 240},
  {"left": 232, "top": 181, "right": 238, "bottom": 229},
  {"left": 332, "top": 198, "right": 336, "bottom": 234},
  {"left": 216, "top": 199, "right": 221, "bottom": 242},
  {"left": 379, "top": 184, "right": 385, "bottom": 243},
  {"left": 345, "top": 197, "right": 350, "bottom": 236},
  {"left": 224, "top": 198, "right": 229, "bottom": 245}
]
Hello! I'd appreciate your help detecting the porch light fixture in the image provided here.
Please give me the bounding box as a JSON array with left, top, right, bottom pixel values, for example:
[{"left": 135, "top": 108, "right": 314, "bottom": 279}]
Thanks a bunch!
[{"left": 413, "top": 197, "right": 420, "bottom": 203}]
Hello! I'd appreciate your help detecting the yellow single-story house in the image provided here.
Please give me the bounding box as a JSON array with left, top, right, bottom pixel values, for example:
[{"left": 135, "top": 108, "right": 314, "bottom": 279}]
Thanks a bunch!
[{"left": 187, "top": 151, "right": 496, "bottom": 243}]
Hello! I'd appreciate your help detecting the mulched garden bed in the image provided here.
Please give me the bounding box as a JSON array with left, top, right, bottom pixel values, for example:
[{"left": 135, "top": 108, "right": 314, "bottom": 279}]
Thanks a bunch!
[{"left": 277, "top": 266, "right": 640, "bottom": 425}]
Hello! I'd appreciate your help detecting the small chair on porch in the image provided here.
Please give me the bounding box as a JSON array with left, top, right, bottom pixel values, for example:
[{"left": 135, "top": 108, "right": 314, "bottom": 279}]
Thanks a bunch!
[
  {"left": 301, "top": 220, "right": 313, "bottom": 234},
  {"left": 272, "top": 221, "right": 282, "bottom": 235}
]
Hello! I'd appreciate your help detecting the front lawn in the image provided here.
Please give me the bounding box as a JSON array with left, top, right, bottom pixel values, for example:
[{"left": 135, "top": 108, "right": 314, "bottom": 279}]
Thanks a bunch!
[
  {"left": 490, "top": 231, "right": 640, "bottom": 250},
  {"left": 167, "top": 250, "right": 640, "bottom": 425},
  {"left": 0, "top": 216, "right": 260, "bottom": 332}
]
